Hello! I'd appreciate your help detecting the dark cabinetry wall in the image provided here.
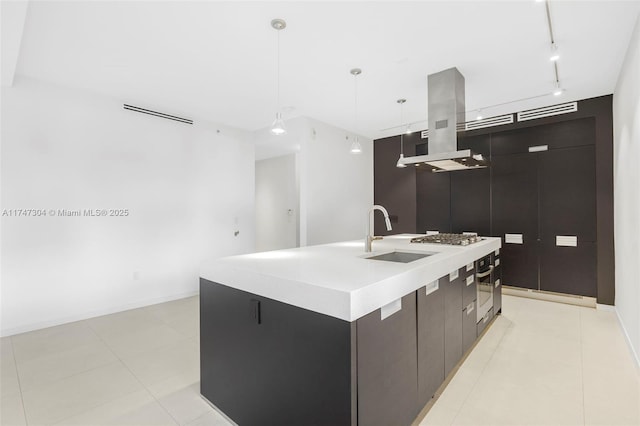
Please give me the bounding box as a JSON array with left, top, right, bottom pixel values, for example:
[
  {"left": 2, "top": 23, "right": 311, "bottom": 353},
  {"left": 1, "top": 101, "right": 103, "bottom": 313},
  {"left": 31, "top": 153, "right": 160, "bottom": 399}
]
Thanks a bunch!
[
  {"left": 374, "top": 133, "right": 418, "bottom": 235},
  {"left": 374, "top": 95, "right": 614, "bottom": 304}
]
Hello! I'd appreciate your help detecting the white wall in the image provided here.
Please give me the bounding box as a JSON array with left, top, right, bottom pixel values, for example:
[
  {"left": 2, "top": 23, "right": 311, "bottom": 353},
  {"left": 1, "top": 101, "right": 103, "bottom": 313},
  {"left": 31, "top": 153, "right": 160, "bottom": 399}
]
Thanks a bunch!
[
  {"left": 0, "top": 77, "right": 255, "bottom": 336},
  {"left": 253, "top": 116, "right": 374, "bottom": 248},
  {"left": 300, "top": 117, "right": 373, "bottom": 246},
  {"left": 255, "top": 154, "right": 298, "bottom": 251},
  {"left": 613, "top": 14, "right": 640, "bottom": 365}
]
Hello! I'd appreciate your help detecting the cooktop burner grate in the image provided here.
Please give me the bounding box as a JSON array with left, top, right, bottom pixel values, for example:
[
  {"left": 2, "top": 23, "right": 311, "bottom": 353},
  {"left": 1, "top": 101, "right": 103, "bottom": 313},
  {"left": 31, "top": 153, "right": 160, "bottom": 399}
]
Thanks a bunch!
[{"left": 410, "top": 233, "right": 482, "bottom": 246}]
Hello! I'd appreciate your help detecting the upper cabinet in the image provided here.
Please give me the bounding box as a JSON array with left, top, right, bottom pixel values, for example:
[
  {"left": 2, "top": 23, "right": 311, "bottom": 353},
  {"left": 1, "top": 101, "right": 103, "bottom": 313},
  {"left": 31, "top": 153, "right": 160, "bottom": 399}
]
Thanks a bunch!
[{"left": 374, "top": 96, "right": 612, "bottom": 303}]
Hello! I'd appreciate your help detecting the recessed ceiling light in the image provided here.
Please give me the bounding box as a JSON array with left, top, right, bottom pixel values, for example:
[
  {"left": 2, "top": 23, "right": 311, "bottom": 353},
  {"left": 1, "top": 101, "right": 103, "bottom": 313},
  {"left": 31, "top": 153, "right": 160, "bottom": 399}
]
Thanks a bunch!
[{"left": 549, "top": 43, "right": 560, "bottom": 61}]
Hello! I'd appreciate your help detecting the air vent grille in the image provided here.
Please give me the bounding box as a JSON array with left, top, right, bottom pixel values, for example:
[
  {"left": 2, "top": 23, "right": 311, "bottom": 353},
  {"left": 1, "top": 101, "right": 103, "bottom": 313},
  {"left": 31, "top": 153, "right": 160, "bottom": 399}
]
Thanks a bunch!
[
  {"left": 421, "top": 130, "right": 429, "bottom": 139},
  {"left": 517, "top": 102, "right": 577, "bottom": 122},
  {"left": 465, "top": 114, "right": 515, "bottom": 130},
  {"left": 123, "top": 104, "right": 193, "bottom": 125}
]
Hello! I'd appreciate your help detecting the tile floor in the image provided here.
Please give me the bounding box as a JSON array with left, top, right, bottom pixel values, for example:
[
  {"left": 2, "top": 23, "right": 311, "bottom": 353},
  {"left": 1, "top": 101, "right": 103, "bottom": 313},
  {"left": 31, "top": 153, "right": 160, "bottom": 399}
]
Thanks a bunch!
[{"left": 1, "top": 294, "right": 638, "bottom": 425}]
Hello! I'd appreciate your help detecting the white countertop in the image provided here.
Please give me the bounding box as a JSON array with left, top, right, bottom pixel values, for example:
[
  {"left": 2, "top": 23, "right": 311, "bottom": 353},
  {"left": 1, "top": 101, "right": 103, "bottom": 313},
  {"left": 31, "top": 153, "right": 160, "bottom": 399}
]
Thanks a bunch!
[{"left": 200, "top": 234, "right": 501, "bottom": 322}]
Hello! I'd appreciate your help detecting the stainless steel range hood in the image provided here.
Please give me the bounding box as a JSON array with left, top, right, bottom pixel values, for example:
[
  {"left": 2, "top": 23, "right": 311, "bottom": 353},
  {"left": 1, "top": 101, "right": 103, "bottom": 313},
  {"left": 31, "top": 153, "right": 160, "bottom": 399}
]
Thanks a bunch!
[{"left": 397, "top": 67, "right": 489, "bottom": 172}]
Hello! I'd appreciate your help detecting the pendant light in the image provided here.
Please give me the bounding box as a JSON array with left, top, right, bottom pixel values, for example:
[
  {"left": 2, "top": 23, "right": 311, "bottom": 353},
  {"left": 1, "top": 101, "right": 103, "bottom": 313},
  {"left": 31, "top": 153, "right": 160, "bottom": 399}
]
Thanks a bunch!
[
  {"left": 270, "top": 19, "right": 287, "bottom": 135},
  {"left": 396, "top": 99, "right": 407, "bottom": 168},
  {"left": 349, "top": 68, "right": 362, "bottom": 154}
]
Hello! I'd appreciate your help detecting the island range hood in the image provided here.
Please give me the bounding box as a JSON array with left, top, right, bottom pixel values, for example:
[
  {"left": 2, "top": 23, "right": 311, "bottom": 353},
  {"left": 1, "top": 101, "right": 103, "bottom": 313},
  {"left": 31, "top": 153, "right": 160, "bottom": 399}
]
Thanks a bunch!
[{"left": 397, "top": 67, "right": 489, "bottom": 172}]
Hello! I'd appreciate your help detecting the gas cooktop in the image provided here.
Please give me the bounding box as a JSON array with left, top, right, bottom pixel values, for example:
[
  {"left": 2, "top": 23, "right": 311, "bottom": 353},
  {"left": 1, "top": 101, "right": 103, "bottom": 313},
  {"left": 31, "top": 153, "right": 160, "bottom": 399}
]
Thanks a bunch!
[{"left": 410, "top": 233, "right": 482, "bottom": 246}]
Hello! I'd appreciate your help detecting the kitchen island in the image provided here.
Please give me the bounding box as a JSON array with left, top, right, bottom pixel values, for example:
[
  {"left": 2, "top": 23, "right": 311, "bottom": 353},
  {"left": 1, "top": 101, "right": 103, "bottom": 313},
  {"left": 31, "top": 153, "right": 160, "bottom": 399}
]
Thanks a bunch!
[{"left": 200, "top": 234, "right": 501, "bottom": 426}]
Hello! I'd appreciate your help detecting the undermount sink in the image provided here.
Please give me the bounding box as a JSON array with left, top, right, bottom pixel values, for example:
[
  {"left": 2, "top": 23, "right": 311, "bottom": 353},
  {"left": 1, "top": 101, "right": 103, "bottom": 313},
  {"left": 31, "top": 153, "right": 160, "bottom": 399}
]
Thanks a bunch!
[{"left": 365, "top": 251, "right": 434, "bottom": 263}]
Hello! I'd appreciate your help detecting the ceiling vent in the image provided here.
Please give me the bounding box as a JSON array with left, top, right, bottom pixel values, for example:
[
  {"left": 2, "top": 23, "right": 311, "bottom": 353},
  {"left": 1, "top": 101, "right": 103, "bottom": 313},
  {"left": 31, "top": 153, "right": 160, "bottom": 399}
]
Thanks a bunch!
[
  {"left": 420, "top": 114, "right": 514, "bottom": 139},
  {"left": 123, "top": 104, "right": 193, "bottom": 125},
  {"left": 464, "top": 114, "right": 515, "bottom": 131},
  {"left": 517, "top": 102, "right": 577, "bottom": 122}
]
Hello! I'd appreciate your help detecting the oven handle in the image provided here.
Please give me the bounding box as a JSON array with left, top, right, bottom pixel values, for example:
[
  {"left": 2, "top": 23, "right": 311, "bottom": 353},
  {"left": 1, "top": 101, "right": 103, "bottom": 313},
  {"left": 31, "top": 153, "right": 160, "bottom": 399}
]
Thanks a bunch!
[{"left": 476, "top": 265, "right": 494, "bottom": 278}]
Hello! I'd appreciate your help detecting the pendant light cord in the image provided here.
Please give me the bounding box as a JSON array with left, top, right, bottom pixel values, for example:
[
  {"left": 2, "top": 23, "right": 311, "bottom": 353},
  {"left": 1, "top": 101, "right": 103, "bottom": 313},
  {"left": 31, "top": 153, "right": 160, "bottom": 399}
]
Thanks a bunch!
[
  {"left": 400, "top": 102, "right": 404, "bottom": 156},
  {"left": 277, "top": 29, "right": 281, "bottom": 111},
  {"left": 353, "top": 73, "right": 358, "bottom": 134}
]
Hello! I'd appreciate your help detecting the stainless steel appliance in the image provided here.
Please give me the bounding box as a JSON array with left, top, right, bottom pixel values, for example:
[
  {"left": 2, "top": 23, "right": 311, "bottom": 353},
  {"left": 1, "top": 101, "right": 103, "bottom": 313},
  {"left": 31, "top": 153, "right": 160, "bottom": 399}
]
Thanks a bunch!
[
  {"left": 476, "top": 254, "right": 494, "bottom": 322},
  {"left": 410, "top": 233, "right": 482, "bottom": 246}
]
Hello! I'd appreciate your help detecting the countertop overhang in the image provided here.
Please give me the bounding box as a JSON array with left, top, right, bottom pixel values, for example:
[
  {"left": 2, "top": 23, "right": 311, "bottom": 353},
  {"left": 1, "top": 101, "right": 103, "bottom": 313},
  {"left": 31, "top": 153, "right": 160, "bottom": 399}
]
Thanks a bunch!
[{"left": 200, "top": 234, "right": 501, "bottom": 322}]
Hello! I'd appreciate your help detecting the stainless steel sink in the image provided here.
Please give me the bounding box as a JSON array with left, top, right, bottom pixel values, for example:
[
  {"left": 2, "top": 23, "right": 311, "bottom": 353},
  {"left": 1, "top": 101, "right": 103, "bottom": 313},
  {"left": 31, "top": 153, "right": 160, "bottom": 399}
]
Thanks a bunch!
[{"left": 365, "top": 251, "right": 434, "bottom": 263}]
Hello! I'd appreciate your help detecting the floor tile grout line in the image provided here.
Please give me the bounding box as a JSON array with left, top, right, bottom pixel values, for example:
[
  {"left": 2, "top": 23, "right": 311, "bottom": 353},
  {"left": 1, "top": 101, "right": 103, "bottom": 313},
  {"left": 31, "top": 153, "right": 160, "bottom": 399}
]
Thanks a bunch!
[
  {"left": 85, "top": 315, "right": 183, "bottom": 425},
  {"left": 578, "top": 308, "right": 586, "bottom": 426},
  {"left": 448, "top": 317, "right": 514, "bottom": 426},
  {"left": 8, "top": 336, "right": 30, "bottom": 426}
]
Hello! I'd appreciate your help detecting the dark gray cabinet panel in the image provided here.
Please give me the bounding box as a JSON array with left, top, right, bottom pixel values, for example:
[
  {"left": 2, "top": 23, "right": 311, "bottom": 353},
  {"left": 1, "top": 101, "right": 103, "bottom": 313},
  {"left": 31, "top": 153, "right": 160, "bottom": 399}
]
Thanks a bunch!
[
  {"left": 462, "top": 300, "right": 477, "bottom": 353},
  {"left": 417, "top": 280, "right": 445, "bottom": 407},
  {"left": 374, "top": 134, "right": 418, "bottom": 235},
  {"left": 443, "top": 269, "right": 463, "bottom": 377},
  {"left": 493, "top": 252, "right": 502, "bottom": 314},
  {"left": 416, "top": 169, "right": 451, "bottom": 234},
  {"left": 357, "top": 292, "right": 419, "bottom": 426},
  {"left": 200, "top": 279, "right": 355, "bottom": 426},
  {"left": 491, "top": 118, "right": 596, "bottom": 156},
  {"left": 492, "top": 153, "right": 539, "bottom": 290},
  {"left": 462, "top": 268, "right": 477, "bottom": 308},
  {"left": 539, "top": 146, "right": 597, "bottom": 242},
  {"left": 451, "top": 135, "right": 491, "bottom": 236},
  {"left": 540, "top": 241, "right": 597, "bottom": 297}
]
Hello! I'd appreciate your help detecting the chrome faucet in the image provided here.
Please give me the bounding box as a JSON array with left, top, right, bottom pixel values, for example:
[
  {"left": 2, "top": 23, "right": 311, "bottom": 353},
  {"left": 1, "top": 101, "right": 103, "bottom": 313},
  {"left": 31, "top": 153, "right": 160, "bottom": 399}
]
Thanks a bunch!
[{"left": 366, "top": 205, "right": 392, "bottom": 252}]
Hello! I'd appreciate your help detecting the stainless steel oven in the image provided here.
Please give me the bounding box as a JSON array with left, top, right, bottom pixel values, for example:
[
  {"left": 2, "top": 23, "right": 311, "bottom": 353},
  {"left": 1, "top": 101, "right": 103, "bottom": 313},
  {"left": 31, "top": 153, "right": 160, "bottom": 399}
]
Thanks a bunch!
[{"left": 476, "top": 254, "right": 494, "bottom": 323}]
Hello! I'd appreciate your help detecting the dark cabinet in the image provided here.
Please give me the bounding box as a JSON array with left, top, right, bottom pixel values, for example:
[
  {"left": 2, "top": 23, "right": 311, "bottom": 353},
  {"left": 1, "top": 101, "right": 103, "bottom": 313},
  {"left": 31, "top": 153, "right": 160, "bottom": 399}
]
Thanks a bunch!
[
  {"left": 374, "top": 134, "right": 418, "bottom": 235},
  {"left": 492, "top": 153, "right": 539, "bottom": 290},
  {"left": 462, "top": 300, "right": 477, "bottom": 353},
  {"left": 462, "top": 264, "right": 477, "bottom": 308},
  {"left": 451, "top": 135, "right": 491, "bottom": 236},
  {"left": 493, "top": 250, "right": 502, "bottom": 314},
  {"left": 357, "top": 292, "right": 419, "bottom": 426},
  {"left": 540, "top": 241, "right": 597, "bottom": 297},
  {"left": 416, "top": 169, "right": 451, "bottom": 234},
  {"left": 417, "top": 280, "right": 445, "bottom": 407},
  {"left": 443, "top": 268, "right": 463, "bottom": 377},
  {"left": 200, "top": 279, "right": 355, "bottom": 426},
  {"left": 538, "top": 146, "right": 596, "bottom": 242}
]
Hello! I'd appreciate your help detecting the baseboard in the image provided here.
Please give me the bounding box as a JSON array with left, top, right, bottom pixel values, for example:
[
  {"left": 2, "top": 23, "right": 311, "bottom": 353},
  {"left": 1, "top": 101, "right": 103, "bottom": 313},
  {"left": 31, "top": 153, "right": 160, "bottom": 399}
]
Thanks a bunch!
[
  {"left": 0, "top": 290, "right": 199, "bottom": 337},
  {"left": 502, "top": 285, "right": 597, "bottom": 308},
  {"left": 596, "top": 303, "right": 617, "bottom": 312},
  {"left": 615, "top": 308, "right": 640, "bottom": 371}
]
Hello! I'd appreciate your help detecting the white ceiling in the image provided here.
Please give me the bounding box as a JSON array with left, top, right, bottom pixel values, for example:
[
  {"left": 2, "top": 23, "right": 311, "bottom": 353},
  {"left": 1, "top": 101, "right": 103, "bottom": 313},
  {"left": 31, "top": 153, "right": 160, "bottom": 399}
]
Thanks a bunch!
[{"left": 12, "top": 1, "right": 640, "bottom": 139}]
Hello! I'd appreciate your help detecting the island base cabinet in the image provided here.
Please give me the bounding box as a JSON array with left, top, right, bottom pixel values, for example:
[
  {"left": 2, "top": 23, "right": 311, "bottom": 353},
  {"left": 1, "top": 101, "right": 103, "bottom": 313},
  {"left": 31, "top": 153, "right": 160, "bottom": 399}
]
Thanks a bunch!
[
  {"left": 462, "top": 300, "right": 478, "bottom": 353},
  {"left": 444, "top": 269, "right": 464, "bottom": 377},
  {"left": 357, "top": 292, "right": 419, "bottom": 426},
  {"left": 417, "top": 280, "right": 445, "bottom": 407},
  {"left": 200, "top": 279, "right": 356, "bottom": 426}
]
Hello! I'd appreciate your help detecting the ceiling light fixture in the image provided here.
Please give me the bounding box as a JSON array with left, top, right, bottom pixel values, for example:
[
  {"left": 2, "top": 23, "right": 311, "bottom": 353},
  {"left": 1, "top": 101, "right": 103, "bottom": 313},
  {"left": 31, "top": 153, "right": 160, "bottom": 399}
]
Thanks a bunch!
[
  {"left": 270, "top": 18, "right": 287, "bottom": 136},
  {"left": 476, "top": 109, "right": 483, "bottom": 121},
  {"left": 350, "top": 68, "right": 363, "bottom": 154},
  {"left": 396, "top": 99, "right": 408, "bottom": 168}
]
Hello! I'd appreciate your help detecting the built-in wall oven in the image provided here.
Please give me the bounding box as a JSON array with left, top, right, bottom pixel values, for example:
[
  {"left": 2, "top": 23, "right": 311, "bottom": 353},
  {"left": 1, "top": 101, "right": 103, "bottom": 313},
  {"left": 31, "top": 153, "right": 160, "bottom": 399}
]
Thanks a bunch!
[{"left": 476, "top": 254, "right": 494, "bottom": 323}]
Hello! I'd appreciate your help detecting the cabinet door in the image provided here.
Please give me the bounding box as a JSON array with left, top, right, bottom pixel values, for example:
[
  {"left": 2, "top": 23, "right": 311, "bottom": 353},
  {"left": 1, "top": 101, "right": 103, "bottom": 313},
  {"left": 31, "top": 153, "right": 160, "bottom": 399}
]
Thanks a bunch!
[
  {"left": 417, "top": 280, "right": 445, "bottom": 407},
  {"left": 357, "top": 292, "right": 418, "bottom": 426},
  {"left": 200, "top": 280, "right": 354, "bottom": 426},
  {"left": 374, "top": 135, "right": 417, "bottom": 235},
  {"left": 452, "top": 135, "right": 491, "bottom": 236},
  {"left": 462, "top": 300, "right": 477, "bottom": 353},
  {"left": 491, "top": 153, "right": 539, "bottom": 290},
  {"left": 443, "top": 269, "right": 463, "bottom": 377},
  {"left": 462, "top": 268, "right": 477, "bottom": 308},
  {"left": 539, "top": 241, "right": 597, "bottom": 297},
  {"left": 416, "top": 169, "right": 451, "bottom": 234},
  {"left": 493, "top": 251, "right": 503, "bottom": 314},
  {"left": 538, "top": 146, "right": 596, "bottom": 242}
]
